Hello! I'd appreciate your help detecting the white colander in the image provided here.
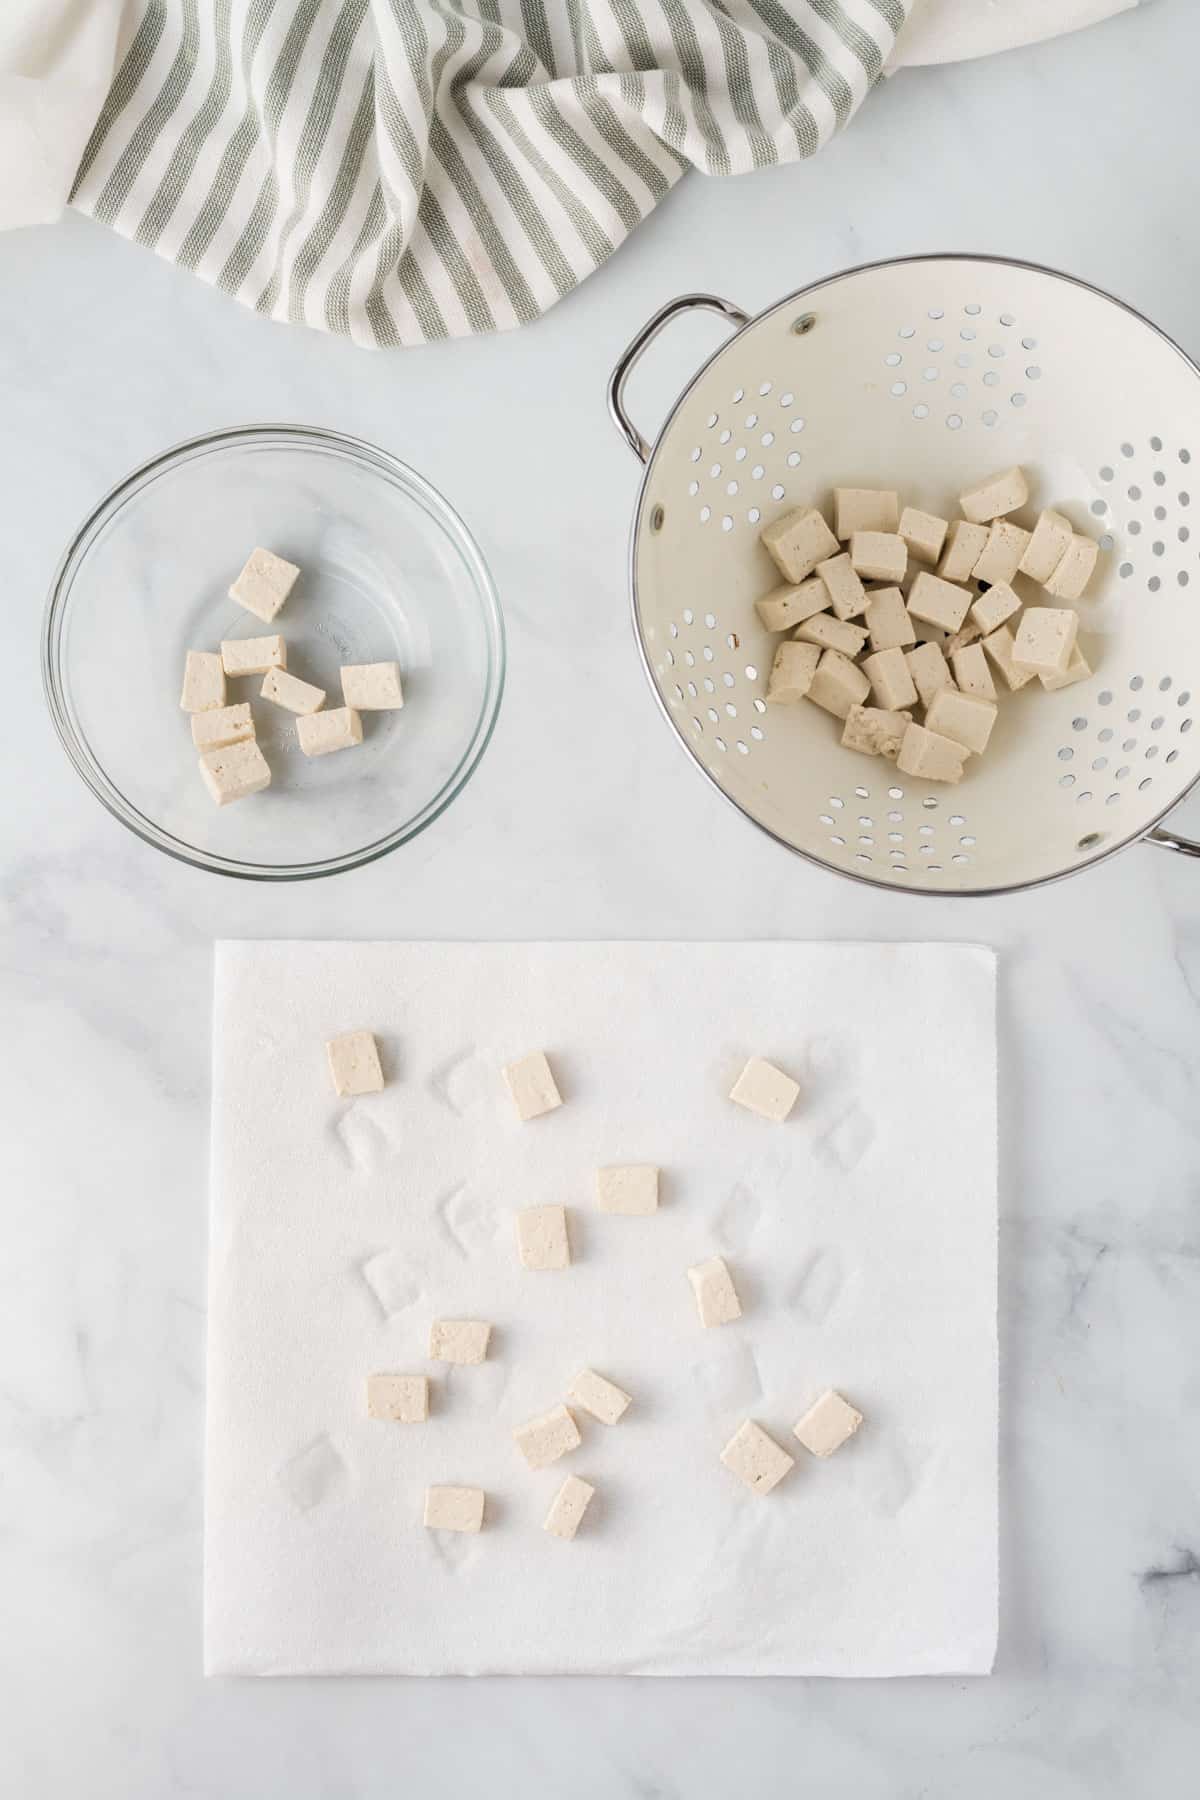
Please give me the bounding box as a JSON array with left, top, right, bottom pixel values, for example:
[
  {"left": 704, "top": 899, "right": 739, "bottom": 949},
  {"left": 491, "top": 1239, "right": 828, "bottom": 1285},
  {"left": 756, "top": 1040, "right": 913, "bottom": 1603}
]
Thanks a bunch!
[{"left": 609, "top": 256, "right": 1200, "bottom": 895}]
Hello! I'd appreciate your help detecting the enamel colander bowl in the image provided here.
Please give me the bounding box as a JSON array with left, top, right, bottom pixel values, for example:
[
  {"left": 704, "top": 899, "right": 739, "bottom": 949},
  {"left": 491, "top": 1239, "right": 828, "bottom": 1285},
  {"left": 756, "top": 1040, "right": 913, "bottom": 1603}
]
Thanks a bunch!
[{"left": 609, "top": 256, "right": 1200, "bottom": 894}]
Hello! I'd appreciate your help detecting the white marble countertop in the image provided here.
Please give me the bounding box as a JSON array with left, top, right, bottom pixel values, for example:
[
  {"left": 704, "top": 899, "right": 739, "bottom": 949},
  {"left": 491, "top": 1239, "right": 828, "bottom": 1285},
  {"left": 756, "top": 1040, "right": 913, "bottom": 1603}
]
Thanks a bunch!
[{"left": 3, "top": 4, "right": 1200, "bottom": 1794}]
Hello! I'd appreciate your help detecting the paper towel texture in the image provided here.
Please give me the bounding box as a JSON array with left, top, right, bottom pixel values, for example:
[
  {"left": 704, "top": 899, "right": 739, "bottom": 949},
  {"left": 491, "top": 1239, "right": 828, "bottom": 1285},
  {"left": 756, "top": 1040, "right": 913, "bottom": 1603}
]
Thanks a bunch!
[{"left": 206, "top": 942, "right": 997, "bottom": 1677}]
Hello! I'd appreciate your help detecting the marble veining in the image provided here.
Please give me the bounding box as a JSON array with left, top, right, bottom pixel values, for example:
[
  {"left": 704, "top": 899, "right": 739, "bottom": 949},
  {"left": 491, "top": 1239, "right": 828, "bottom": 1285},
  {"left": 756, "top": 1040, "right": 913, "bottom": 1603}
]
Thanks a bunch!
[{"left": 2, "top": 2, "right": 1199, "bottom": 1794}]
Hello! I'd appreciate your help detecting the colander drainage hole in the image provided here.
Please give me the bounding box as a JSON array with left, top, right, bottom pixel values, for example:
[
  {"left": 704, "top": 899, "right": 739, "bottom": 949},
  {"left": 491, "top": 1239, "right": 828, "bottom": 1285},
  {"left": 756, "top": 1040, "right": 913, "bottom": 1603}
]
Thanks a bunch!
[{"left": 1077, "top": 833, "right": 1104, "bottom": 851}]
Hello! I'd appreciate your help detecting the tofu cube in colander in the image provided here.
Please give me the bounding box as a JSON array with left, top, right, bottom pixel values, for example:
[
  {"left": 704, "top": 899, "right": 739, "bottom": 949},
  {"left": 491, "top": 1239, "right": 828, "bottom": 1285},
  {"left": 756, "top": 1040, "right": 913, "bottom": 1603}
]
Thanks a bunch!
[
  {"left": 1019, "top": 509, "right": 1075, "bottom": 585},
  {"left": 1043, "top": 535, "right": 1100, "bottom": 601},
  {"left": 755, "top": 577, "right": 829, "bottom": 632},
  {"left": 938, "top": 519, "right": 990, "bottom": 583},
  {"left": 972, "top": 520, "right": 1032, "bottom": 587},
  {"left": 806, "top": 648, "right": 870, "bottom": 720},
  {"left": 925, "top": 687, "right": 999, "bottom": 756},
  {"left": 1012, "top": 607, "right": 1079, "bottom": 676},
  {"left": 865, "top": 585, "right": 916, "bottom": 653},
  {"left": 841, "top": 704, "right": 910, "bottom": 761},
  {"left": 815, "top": 552, "right": 867, "bottom": 620},
  {"left": 896, "top": 723, "right": 968, "bottom": 785},
  {"left": 898, "top": 506, "right": 949, "bottom": 566},
  {"left": 904, "top": 641, "right": 954, "bottom": 710},
  {"left": 766, "top": 641, "right": 820, "bottom": 704},
  {"left": 958, "top": 465, "right": 1029, "bottom": 524},
  {"left": 761, "top": 506, "right": 839, "bottom": 583}
]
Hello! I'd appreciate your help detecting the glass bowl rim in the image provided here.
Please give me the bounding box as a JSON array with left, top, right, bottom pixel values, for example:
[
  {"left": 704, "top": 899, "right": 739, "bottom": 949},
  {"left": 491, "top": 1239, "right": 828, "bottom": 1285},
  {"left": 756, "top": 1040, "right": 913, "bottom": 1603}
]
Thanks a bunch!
[{"left": 41, "top": 422, "right": 506, "bottom": 881}]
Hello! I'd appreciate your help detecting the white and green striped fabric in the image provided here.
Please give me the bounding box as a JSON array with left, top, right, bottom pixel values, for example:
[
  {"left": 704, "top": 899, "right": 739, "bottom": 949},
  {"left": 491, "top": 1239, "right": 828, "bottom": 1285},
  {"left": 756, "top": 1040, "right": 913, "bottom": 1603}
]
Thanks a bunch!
[{"left": 70, "top": 0, "right": 911, "bottom": 348}]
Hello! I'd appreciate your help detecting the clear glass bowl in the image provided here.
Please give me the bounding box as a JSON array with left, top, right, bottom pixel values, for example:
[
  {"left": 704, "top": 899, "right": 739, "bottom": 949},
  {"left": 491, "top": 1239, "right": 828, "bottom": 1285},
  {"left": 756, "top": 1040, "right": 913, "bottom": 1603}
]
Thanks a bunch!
[{"left": 43, "top": 425, "right": 505, "bottom": 879}]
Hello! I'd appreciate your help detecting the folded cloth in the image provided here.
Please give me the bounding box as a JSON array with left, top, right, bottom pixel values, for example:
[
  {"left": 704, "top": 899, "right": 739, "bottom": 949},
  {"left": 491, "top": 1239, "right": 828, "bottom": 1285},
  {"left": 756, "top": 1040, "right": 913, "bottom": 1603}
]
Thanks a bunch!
[
  {"left": 0, "top": 0, "right": 128, "bottom": 228},
  {"left": 890, "top": 0, "right": 1138, "bottom": 68},
  {"left": 1, "top": 1, "right": 1144, "bottom": 347}
]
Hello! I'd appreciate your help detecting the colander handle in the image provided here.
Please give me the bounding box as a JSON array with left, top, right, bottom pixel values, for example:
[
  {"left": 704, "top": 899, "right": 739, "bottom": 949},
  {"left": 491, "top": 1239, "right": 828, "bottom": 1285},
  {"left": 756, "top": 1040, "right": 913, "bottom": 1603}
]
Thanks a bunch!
[
  {"left": 1145, "top": 825, "right": 1200, "bottom": 858},
  {"left": 608, "top": 293, "right": 751, "bottom": 463}
]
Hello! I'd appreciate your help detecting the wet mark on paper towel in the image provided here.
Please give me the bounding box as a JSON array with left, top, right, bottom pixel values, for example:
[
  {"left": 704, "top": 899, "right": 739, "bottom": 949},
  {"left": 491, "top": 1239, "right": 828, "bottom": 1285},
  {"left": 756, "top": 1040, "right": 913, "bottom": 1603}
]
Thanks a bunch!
[
  {"left": 360, "top": 1248, "right": 425, "bottom": 1319},
  {"left": 804, "top": 1033, "right": 857, "bottom": 1104},
  {"left": 330, "top": 1104, "right": 397, "bottom": 1174},
  {"left": 788, "top": 1247, "right": 846, "bottom": 1322},
  {"left": 714, "top": 1180, "right": 763, "bottom": 1251},
  {"left": 437, "top": 1183, "right": 498, "bottom": 1258},
  {"left": 429, "top": 1047, "right": 494, "bottom": 1117},
  {"left": 815, "top": 1104, "right": 876, "bottom": 1172},
  {"left": 860, "top": 1442, "right": 924, "bottom": 1516},
  {"left": 692, "top": 1344, "right": 762, "bottom": 1419},
  {"left": 426, "top": 1530, "right": 484, "bottom": 1574},
  {"left": 447, "top": 1359, "right": 510, "bottom": 1410},
  {"left": 278, "top": 1436, "right": 350, "bottom": 1512}
]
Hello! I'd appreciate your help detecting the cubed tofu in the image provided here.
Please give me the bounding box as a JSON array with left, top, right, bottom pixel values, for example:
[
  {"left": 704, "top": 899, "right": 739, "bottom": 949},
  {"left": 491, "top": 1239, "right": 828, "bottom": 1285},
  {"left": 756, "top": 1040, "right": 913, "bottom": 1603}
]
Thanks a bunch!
[
  {"left": 834, "top": 487, "right": 899, "bottom": 539},
  {"left": 766, "top": 641, "right": 821, "bottom": 704},
  {"left": 180, "top": 649, "right": 226, "bottom": 713},
  {"left": 260, "top": 667, "right": 325, "bottom": 714},
  {"left": 815, "top": 553, "right": 867, "bottom": 621},
  {"left": 755, "top": 577, "right": 828, "bottom": 632},
  {"left": 793, "top": 1389, "right": 863, "bottom": 1458},
  {"left": 543, "top": 1474, "right": 595, "bottom": 1540},
  {"left": 567, "top": 1368, "right": 632, "bottom": 1425},
  {"left": 841, "top": 704, "right": 910, "bottom": 761},
  {"left": 904, "top": 640, "right": 954, "bottom": 710},
  {"left": 793, "top": 612, "right": 869, "bottom": 658},
  {"left": 972, "top": 520, "right": 1032, "bottom": 587},
  {"left": 925, "top": 686, "right": 998, "bottom": 755},
  {"left": 937, "top": 519, "right": 990, "bottom": 583},
  {"left": 896, "top": 723, "right": 968, "bottom": 784},
  {"left": 1043, "top": 534, "right": 1099, "bottom": 601},
  {"left": 861, "top": 646, "right": 918, "bottom": 713},
  {"left": 982, "top": 625, "right": 1037, "bottom": 692},
  {"left": 1040, "top": 642, "right": 1093, "bottom": 692},
  {"left": 687, "top": 1256, "right": 742, "bottom": 1328},
  {"left": 949, "top": 642, "right": 996, "bottom": 700},
  {"left": 296, "top": 706, "right": 363, "bottom": 757},
  {"left": 806, "top": 648, "right": 870, "bottom": 720},
  {"left": 849, "top": 530, "right": 907, "bottom": 584},
  {"left": 220, "top": 634, "right": 286, "bottom": 677},
  {"left": 898, "top": 506, "right": 949, "bottom": 566},
  {"left": 959, "top": 465, "right": 1029, "bottom": 524},
  {"left": 197, "top": 739, "right": 271, "bottom": 805},
  {"left": 502, "top": 1050, "right": 562, "bottom": 1122},
  {"left": 595, "top": 1164, "right": 659, "bottom": 1215},
  {"left": 325, "top": 1029, "right": 384, "bottom": 1096},
  {"left": 429, "top": 1319, "right": 491, "bottom": 1364},
  {"left": 720, "top": 1419, "right": 795, "bottom": 1494},
  {"left": 907, "top": 570, "right": 973, "bottom": 633},
  {"left": 970, "top": 582, "right": 1022, "bottom": 634},
  {"left": 513, "top": 1404, "right": 581, "bottom": 1469},
  {"left": 229, "top": 547, "right": 300, "bottom": 623},
  {"left": 515, "top": 1204, "right": 570, "bottom": 1271},
  {"left": 729, "top": 1055, "right": 799, "bottom": 1122},
  {"left": 367, "top": 1373, "right": 429, "bottom": 1422},
  {"left": 864, "top": 585, "right": 916, "bottom": 653},
  {"left": 424, "top": 1485, "right": 485, "bottom": 1532},
  {"left": 340, "top": 661, "right": 404, "bottom": 710},
  {"left": 1019, "top": 508, "right": 1075, "bottom": 584},
  {"left": 761, "top": 507, "right": 839, "bottom": 583},
  {"left": 1013, "top": 606, "right": 1079, "bottom": 675},
  {"left": 190, "top": 701, "right": 255, "bottom": 751}
]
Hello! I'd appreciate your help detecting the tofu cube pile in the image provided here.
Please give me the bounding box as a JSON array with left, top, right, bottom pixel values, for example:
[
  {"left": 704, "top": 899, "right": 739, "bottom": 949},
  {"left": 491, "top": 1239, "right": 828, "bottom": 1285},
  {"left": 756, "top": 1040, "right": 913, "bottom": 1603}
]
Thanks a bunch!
[
  {"left": 179, "top": 546, "right": 406, "bottom": 805},
  {"left": 756, "top": 470, "right": 1102, "bottom": 783},
  {"left": 344, "top": 1034, "right": 863, "bottom": 1539}
]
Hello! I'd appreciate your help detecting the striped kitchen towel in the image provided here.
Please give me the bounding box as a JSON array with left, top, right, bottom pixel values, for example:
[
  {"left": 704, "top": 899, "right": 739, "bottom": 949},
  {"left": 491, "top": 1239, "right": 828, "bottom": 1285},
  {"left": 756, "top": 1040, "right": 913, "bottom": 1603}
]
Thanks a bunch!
[{"left": 68, "top": 0, "right": 910, "bottom": 348}]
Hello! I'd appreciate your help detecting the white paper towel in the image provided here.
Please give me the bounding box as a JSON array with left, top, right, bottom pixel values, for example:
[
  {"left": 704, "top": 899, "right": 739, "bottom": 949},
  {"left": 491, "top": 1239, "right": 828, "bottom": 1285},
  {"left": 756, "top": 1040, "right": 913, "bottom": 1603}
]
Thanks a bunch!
[{"left": 206, "top": 942, "right": 997, "bottom": 1678}]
